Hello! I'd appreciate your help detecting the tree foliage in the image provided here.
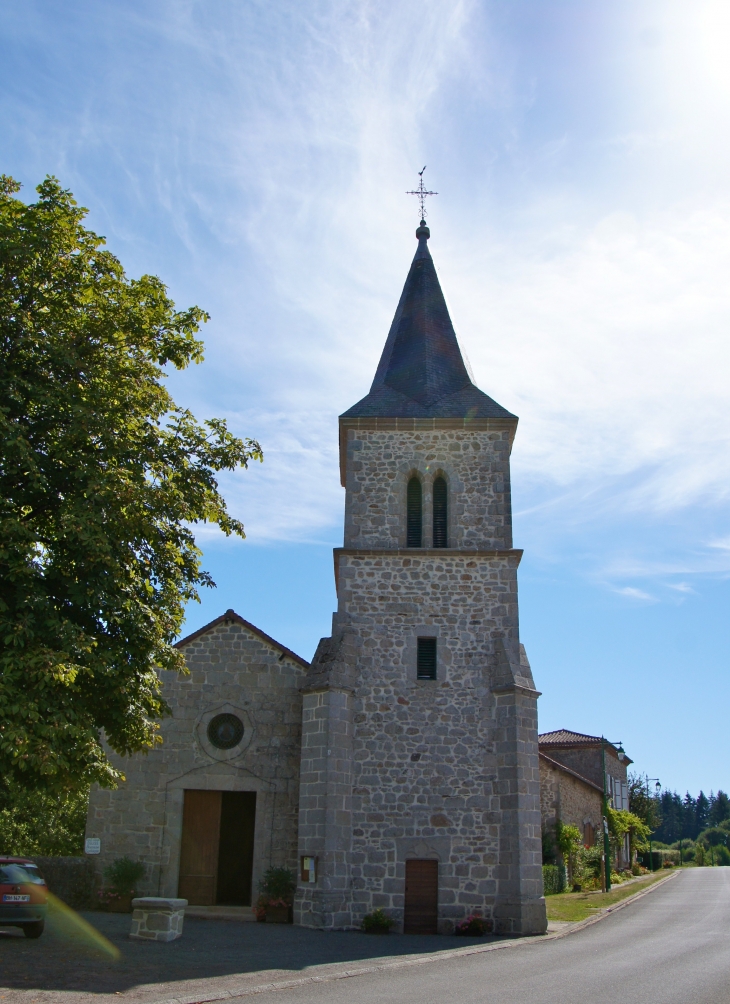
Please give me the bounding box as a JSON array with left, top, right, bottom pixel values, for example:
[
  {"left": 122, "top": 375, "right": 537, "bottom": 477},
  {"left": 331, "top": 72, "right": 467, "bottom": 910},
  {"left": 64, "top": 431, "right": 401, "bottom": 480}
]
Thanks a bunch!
[
  {"left": 0, "top": 175, "right": 262, "bottom": 792},
  {"left": 606, "top": 806, "right": 651, "bottom": 857},
  {"left": 0, "top": 781, "right": 89, "bottom": 856},
  {"left": 628, "top": 772, "right": 662, "bottom": 831},
  {"left": 555, "top": 820, "right": 583, "bottom": 883},
  {"left": 651, "top": 787, "right": 730, "bottom": 843}
]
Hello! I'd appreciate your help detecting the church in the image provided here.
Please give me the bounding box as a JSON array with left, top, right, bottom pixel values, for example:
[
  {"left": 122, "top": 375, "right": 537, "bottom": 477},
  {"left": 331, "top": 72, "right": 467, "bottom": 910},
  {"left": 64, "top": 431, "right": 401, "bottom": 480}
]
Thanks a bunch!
[{"left": 85, "top": 217, "right": 548, "bottom": 936}]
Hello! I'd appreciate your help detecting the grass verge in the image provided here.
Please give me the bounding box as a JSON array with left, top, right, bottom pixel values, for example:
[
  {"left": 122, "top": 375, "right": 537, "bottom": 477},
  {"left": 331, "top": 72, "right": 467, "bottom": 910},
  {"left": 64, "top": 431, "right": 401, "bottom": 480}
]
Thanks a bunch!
[{"left": 545, "top": 871, "right": 671, "bottom": 923}]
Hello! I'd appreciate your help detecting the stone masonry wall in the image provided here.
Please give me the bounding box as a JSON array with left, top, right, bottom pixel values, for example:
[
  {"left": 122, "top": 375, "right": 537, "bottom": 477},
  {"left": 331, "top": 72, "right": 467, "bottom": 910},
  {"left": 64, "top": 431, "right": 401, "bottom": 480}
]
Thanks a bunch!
[
  {"left": 343, "top": 426, "right": 514, "bottom": 551},
  {"left": 539, "top": 758, "right": 603, "bottom": 842},
  {"left": 332, "top": 548, "right": 539, "bottom": 932},
  {"left": 541, "top": 748, "right": 627, "bottom": 793},
  {"left": 296, "top": 420, "right": 546, "bottom": 934},
  {"left": 86, "top": 617, "right": 306, "bottom": 901}
]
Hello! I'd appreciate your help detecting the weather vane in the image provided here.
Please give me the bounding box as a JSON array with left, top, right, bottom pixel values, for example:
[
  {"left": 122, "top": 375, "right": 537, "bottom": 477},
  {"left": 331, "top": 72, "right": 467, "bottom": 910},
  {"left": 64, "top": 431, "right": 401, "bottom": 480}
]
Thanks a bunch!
[{"left": 407, "top": 166, "right": 437, "bottom": 222}]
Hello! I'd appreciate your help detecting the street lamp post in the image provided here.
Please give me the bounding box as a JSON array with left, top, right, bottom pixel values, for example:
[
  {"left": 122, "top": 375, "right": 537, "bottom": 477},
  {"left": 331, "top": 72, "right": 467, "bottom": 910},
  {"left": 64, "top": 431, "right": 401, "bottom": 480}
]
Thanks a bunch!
[
  {"left": 600, "top": 738, "right": 625, "bottom": 892},
  {"left": 645, "top": 777, "right": 661, "bottom": 870}
]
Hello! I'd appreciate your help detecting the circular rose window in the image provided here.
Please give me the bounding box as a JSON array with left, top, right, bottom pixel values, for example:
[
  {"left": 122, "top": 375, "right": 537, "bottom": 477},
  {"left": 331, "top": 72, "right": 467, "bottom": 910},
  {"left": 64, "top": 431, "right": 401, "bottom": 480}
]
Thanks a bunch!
[{"left": 207, "top": 713, "right": 244, "bottom": 750}]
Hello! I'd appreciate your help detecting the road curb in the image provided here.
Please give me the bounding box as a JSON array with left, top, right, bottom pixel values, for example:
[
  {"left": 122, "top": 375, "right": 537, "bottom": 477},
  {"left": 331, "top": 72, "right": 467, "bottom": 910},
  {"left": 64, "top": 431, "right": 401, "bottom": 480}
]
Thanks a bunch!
[{"left": 151, "top": 871, "right": 679, "bottom": 1004}]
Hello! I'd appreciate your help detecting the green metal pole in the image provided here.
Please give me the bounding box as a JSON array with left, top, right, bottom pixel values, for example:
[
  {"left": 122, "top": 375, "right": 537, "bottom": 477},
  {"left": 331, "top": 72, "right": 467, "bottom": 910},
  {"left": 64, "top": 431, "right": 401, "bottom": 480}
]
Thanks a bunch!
[
  {"left": 646, "top": 776, "right": 653, "bottom": 871},
  {"left": 602, "top": 739, "right": 611, "bottom": 891}
]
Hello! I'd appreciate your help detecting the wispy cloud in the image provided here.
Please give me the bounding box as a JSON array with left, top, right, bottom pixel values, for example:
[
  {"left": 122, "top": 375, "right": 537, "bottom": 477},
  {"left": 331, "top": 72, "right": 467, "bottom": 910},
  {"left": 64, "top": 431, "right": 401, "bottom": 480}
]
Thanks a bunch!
[
  {"left": 613, "top": 586, "right": 656, "bottom": 602},
  {"left": 5, "top": 0, "right": 730, "bottom": 558}
]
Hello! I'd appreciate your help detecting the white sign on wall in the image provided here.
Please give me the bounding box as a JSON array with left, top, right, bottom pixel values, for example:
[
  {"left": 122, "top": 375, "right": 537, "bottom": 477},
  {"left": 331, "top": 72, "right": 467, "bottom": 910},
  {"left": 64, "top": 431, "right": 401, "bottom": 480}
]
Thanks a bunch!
[{"left": 85, "top": 837, "right": 101, "bottom": 855}]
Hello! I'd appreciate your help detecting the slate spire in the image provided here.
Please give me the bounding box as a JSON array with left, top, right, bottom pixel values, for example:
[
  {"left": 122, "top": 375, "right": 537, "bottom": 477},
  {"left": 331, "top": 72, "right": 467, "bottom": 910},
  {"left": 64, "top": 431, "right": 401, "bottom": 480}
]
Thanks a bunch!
[{"left": 341, "top": 222, "right": 515, "bottom": 420}]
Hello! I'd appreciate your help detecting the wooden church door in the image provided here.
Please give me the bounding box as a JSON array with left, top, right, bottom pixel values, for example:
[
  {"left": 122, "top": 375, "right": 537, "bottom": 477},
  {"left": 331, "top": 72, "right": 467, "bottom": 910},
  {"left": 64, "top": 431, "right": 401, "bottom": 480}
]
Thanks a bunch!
[
  {"left": 178, "top": 790, "right": 256, "bottom": 905},
  {"left": 403, "top": 859, "right": 439, "bottom": 934}
]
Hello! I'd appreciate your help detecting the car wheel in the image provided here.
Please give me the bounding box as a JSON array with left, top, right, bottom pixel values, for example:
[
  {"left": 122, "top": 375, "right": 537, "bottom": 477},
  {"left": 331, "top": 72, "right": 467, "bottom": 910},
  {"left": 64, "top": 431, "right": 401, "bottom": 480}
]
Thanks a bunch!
[{"left": 23, "top": 921, "right": 44, "bottom": 939}]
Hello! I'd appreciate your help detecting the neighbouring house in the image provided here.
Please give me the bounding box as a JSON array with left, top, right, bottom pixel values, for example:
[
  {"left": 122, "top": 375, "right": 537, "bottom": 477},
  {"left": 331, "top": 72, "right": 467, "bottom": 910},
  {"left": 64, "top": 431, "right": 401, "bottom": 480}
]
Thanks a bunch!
[
  {"left": 538, "top": 730, "right": 633, "bottom": 870},
  {"left": 85, "top": 217, "right": 548, "bottom": 936}
]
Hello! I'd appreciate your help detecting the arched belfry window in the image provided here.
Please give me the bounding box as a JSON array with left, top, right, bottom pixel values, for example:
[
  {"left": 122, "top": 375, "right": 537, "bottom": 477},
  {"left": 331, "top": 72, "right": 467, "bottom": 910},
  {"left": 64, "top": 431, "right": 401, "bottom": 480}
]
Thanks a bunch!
[
  {"left": 406, "top": 476, "right": 422, "bottom": 548},
  {"left": 433, "top": 476, "right": 448, "bottom": 548}
]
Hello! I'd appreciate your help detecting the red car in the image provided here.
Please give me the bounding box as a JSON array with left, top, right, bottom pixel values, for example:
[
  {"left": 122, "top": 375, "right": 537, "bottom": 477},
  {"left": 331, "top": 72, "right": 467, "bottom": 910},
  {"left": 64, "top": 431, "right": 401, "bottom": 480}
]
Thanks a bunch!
[{"left": 0, "top": 857, "right": 48, "bottom": 938}]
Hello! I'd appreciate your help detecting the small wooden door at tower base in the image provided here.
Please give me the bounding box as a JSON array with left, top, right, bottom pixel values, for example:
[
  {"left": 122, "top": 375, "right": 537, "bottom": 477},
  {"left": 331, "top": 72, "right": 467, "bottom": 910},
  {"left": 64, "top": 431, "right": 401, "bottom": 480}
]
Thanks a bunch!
[{"left": 404, "top": 859, "right": 438, "bottom": 934}]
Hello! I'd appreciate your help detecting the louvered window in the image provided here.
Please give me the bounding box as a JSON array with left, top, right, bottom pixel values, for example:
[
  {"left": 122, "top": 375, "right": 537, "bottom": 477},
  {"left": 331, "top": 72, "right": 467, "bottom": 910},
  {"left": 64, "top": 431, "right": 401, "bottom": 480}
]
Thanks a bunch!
[
  {"left": 433, "top": 476, "right": 447, "bottom": 548},
  {"left": 417, "top": 637, "right": 437, "bottom": 679},
  {"left": 406, "top": 476, "right": 422, "bottom": 547}
]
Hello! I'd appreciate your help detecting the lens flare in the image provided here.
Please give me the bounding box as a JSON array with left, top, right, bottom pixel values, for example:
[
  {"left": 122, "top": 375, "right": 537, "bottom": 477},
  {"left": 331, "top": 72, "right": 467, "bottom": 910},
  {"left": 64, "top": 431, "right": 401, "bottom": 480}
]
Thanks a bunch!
[{"left": 47, "top": 893, "right": 121, "bottom": 960}]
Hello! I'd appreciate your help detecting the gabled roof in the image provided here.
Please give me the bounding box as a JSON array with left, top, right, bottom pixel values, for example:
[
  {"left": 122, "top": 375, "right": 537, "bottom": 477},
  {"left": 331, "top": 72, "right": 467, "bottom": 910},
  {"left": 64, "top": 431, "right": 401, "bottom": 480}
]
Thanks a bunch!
[
  {"left": 175, "top": 609, "right": 310, "bottom": 669},
  {"left": 341, "top": 224, "right": 516, "bottom": 421},
  {"left": 538, "top": 729, "right": 633, "bottom": 764},
  {"left": 539, "top": 729, "right": 604, "bottom": 746}
]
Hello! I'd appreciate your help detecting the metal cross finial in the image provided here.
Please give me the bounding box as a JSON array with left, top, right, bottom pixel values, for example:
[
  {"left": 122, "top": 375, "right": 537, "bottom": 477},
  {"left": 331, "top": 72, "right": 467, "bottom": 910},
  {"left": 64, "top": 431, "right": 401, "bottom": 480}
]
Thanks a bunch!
[{"left": 406, "top": 166, "right": 437, "bottom": 221}]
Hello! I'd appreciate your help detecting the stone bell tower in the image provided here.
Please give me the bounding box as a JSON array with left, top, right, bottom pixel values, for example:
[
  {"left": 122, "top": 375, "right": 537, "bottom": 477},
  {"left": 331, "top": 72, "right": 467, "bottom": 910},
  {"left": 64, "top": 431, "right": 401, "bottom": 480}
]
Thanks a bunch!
[{"left": 294, "top": 220, "right": 547, "bottom": 935}]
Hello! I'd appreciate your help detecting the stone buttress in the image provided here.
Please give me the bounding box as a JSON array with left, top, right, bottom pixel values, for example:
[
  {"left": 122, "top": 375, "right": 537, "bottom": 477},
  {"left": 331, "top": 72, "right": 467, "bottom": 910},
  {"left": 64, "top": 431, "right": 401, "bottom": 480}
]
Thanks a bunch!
[{"left": 294, "top": 220, "right": 547, "bottom": 935}]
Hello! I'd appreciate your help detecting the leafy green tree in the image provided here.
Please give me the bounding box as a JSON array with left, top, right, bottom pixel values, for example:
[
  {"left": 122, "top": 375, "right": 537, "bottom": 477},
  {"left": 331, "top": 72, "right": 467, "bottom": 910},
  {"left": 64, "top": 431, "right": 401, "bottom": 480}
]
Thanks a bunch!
[
  {"left": 628, "top": 772, "right": 662, "bottom": 831},
  {"left": 0, "top": 175, "right": 261, "bottom": 793},
  {"left": 698, "top": 827, "right": 729, "bottom": 848},
  {"left": 555, "top": 820, "right": 582, "bottom": 885},
  {"left": 0, "top": 781, "right": 89, "bottom": 856},
  {"left": 606, "top": 807, "right": 651, "bottom": 861}
]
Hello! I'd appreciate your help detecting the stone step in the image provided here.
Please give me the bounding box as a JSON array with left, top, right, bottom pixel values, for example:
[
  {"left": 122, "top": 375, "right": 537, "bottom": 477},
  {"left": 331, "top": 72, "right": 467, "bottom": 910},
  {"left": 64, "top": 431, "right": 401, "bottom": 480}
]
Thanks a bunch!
[{"left": 184, "top": 905, "right": 257, "bottom": 922}]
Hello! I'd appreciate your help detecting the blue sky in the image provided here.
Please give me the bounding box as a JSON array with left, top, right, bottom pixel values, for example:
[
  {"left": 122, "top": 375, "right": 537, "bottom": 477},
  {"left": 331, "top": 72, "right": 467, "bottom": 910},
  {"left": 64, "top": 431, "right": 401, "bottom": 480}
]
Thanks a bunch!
[{"left": 2, "top": 1, "right": 729, "bottom": 795}]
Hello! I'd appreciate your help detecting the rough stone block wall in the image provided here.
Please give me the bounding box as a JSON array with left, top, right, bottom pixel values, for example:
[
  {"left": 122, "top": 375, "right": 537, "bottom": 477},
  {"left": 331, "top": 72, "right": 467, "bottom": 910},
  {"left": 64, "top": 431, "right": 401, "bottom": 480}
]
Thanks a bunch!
[
  {"left": 86, "top": 618, "right": 306, "bottom": 901},
  {"left": 541, "top": 748, "right": 627, "bottom": 792},
  {"left": 540, "top": 760, "right": 560, "bottom": 832},
  {"left": 326, "top": 549, "right": 540, "bottom": 932},
  {"left": 296, "top": 418, "right": 546, "bottom": 935},
  {"left": 539, "top": 759, "right": 603, "bottom": 843},
  {"left": 343, "top": 426, "right": 514, "bottom": 551},
  {"left": 295, "top": 687, "right": 354, "bottom": 929}
]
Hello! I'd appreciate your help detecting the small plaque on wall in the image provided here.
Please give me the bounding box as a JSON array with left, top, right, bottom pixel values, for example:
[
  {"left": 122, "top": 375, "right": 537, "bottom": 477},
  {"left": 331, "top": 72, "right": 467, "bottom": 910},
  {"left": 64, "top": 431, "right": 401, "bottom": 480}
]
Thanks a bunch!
[
  {"left": 85, "top": 837, "right": 101, "bottom": 855},
  {"left": 300, "top": 856, "right": 317, "bottom": 883}
]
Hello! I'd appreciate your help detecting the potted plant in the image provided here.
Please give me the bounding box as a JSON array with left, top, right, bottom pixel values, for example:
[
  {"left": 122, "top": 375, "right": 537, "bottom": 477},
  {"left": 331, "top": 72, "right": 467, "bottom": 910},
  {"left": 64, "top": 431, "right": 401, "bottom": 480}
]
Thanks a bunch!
[
  {"left": 256, "top": 867, "right": 296, "bottom": 923},
  {"left": 100, "top": 857, "right": 145, "bottom": 913},
  {"left": 361, "top": 908, "right": 396, "bottom": 934}
]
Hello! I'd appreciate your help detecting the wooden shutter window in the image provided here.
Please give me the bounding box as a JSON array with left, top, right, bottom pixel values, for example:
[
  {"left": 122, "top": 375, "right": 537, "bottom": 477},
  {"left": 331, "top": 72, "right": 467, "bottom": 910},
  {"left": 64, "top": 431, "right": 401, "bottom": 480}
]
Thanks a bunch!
[
  {"left": 406, "top": 476, "right": 422, "bottom": 547},
  {"left": 432, "top": 476, "right": 447, "bottom": 548},
  {"left": 417, "top": 637, "right": 437, "bottom": 680}
]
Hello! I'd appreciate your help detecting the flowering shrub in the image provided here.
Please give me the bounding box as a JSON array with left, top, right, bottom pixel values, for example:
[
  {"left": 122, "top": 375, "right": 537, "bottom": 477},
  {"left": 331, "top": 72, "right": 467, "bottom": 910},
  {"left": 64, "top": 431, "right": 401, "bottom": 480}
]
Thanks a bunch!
[
  {"left": 255, "top": 867, "right": 297, "bottom": 920},
  {"left": 454, "top": 915, "right": 492, "bottom": 936}
]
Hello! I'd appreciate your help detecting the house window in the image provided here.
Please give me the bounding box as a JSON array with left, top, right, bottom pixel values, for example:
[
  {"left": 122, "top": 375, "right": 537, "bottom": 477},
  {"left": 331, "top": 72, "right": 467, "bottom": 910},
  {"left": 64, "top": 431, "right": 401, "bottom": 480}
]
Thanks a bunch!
[
  {"left": 407, "top": 476, "right": 422, "bottom": 547},
  {"left": 417, "top": 637, "right": 437, "bottom": 679},
  {"left": 432, "top": 476, "right": 447, "bottom": 548},
  {"left": 583, "top": 822, "right": 595, "bottom": 847}
]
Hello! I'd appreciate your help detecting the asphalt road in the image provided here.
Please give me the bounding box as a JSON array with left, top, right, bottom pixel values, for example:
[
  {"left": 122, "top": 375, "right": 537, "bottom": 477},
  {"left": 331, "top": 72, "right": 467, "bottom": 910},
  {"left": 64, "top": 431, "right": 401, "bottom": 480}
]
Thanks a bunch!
[{"left": 253, "top": 869, "right": 730, "bottom": 1004}]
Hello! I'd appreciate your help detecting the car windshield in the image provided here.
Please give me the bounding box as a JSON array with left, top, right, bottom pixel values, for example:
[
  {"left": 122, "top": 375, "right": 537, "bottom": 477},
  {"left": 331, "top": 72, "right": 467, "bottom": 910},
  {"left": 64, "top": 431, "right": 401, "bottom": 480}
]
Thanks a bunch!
[{"left": 0, "top": 864, "right": 45, "bottom": 885}]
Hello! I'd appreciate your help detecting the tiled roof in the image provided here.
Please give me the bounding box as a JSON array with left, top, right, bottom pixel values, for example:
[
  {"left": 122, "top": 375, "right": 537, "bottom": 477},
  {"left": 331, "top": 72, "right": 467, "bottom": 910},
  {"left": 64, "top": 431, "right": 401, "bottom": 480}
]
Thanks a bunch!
[
  {"left": 174, "top": 609, "right": 310, "bottom": 668},
  {"left": 538, "top": 729, "right": 633, "bottom": 764},
  {"left": 341, "top": 225, "right": 516, "bottom": 421},
  {"left": 539, "top": 729, "right": 604, "bottom": 746}
]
